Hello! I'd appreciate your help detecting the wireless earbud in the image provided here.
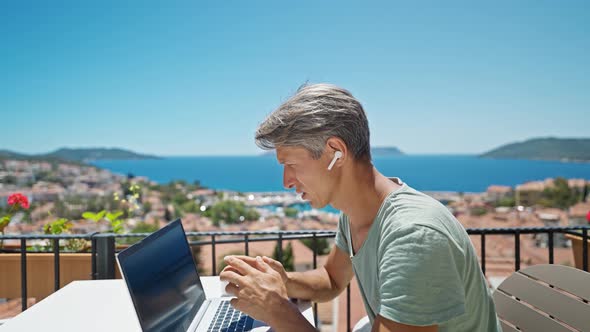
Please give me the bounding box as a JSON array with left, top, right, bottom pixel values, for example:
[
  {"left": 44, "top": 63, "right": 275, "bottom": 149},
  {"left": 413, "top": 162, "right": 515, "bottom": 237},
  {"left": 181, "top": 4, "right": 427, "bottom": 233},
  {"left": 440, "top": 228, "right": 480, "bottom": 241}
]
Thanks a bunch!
[{"left": 327, "top": 151, "right": 342, "bottom": 171}]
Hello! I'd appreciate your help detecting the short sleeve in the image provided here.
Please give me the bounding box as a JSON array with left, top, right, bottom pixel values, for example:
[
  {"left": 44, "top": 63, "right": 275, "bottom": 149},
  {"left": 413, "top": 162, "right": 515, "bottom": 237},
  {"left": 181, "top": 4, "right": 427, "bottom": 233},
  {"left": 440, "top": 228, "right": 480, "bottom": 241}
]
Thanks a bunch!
[
  {"left": 378, "top": 224, "right": 466, "bottom": 326},
  {"left": 334, "top": 214, "right": 350, "bottom": 255}
]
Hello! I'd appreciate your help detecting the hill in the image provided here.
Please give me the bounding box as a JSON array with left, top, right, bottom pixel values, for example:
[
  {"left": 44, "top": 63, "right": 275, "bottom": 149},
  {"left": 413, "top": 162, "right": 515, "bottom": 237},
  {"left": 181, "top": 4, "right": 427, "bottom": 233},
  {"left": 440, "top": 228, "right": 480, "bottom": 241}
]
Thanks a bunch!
[
  {"left": 0, "top": 148, "right": 159, "bottom": 163},
  {"left": 480, "top": 137, "right": 590, "bottom": 162},
  {"left": 42, "top": 148, "right": 159, "bottom": 162}
]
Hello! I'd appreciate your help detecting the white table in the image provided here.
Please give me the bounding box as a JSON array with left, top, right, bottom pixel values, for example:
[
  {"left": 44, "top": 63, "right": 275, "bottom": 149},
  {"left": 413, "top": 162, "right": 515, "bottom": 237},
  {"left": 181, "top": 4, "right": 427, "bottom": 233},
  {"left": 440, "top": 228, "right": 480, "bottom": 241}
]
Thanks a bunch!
[{"left": 0, "top": 277, "right": 314, "bottom": 331}]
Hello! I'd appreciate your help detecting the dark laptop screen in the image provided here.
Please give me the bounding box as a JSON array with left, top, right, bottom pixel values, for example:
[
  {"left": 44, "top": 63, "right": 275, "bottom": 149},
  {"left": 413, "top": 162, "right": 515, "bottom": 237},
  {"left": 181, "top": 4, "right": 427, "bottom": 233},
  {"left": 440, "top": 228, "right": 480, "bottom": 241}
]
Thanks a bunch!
[{"left": 117, "top": 219, "right": 206, "bottom": 332}]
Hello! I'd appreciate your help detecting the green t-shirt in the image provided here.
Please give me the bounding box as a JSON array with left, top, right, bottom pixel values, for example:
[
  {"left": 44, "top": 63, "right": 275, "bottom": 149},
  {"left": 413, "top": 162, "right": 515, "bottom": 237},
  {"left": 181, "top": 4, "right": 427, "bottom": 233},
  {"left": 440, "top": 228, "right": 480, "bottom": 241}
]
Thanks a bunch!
[{"left": 335, "top": 178, "right": 501, "bottom": 331}]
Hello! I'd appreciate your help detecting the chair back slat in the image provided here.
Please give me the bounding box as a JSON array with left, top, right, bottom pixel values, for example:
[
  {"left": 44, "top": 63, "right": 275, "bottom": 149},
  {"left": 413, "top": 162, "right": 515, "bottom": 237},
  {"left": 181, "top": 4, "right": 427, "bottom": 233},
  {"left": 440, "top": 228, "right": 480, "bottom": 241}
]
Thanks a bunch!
[
  {"left": 494, "top": 291, "right": 573, "bottom": 332},
  {"left": 499, "top": 320, "right": 520, "bottom": 332},
  {"left": 494, "top": 264, "right": 590, "bottom": 331},
  {"left": 520, "top": 264, "right": 590, "bottom": 301},
  {"left": 497, "top": 271, "right": 590, "bottom": 331}
]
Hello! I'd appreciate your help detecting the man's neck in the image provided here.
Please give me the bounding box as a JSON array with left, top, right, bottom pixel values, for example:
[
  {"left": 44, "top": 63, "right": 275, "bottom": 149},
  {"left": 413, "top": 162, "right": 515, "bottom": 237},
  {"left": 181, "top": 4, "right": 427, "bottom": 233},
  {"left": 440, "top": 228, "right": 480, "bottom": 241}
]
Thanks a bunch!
[{"left": 331, "top": 164, "right": 401, "bottom": 229}]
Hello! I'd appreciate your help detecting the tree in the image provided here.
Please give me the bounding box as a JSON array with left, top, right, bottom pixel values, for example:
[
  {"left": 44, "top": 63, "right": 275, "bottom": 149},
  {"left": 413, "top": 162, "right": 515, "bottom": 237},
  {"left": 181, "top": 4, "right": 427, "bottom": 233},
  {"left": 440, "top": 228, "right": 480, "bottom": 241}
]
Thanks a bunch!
[
  {"left": 273, "top": 242, "right": 294, "bottom": 272},
  {"left": 118, "top": 222, "right": 159, "bottom": 245},
  {"left": 284, "top": 207, "right": 299, "bottom": 218},
  {"left": 300, "top": 237, "right": 331, "bottom": 255},
  {"left": 204, "top": 200, "right": 260, "bottom": 226},
  {"left": 494, "top": 197, "right": 516, "bottom": 208},
  {"left": 541, "top": 177, "right": 578, "bottom": 210}
]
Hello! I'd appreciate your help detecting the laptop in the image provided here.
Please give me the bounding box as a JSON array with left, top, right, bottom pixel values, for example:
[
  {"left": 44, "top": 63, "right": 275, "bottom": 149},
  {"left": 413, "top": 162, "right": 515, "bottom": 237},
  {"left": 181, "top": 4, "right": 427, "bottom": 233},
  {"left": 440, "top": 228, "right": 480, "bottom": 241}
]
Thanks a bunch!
[{"left": 116, "top": 219, "right": 269, "bottom": 332}]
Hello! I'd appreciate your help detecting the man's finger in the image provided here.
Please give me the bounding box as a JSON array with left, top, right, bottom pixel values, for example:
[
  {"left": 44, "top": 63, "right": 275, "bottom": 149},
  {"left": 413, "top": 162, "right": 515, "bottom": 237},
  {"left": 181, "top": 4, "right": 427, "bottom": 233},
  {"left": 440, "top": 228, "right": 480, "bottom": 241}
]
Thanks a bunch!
[
  {"left": 221, "top": 265, "right": 242, "bottom": 276},
  {"left": 229, "top": 255, "right": 258, "bottom": 265},
  {"left": 230, "top": 298, "right": 247, "bottom": 313},
  {"left": 255, "top": 256, "right": 272, "bottom": 273},
  {"left": 225, "top": 282, "right": 240, "bottom": 296},
  {"left": 225, "top": 255, "right": 258, "bottom": 275},
  {"left": 219, "top": 270, "right": 244, "bottom": 287},
  {"left": 262, "top": 256, "right": 281, "bottom": 267},
  {"left": 262, "top": 256, "right": 283, "bottom": 271}
]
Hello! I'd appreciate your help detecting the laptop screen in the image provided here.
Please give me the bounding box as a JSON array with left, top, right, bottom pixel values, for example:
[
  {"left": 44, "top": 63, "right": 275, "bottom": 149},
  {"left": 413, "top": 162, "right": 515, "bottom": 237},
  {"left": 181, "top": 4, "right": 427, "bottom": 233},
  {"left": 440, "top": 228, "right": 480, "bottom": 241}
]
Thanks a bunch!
[{"left": 117, "top": 219, "right": 206, "bottom": 332}]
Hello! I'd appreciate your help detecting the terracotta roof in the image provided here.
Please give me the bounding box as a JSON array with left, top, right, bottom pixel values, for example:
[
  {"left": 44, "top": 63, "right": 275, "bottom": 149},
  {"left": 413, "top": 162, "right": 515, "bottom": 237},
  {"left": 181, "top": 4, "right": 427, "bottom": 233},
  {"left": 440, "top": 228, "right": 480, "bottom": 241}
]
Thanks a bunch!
[
  {"left": 486, "top": 185, "right": 513, "bottom": 194},
  {"left": 569, "top": 202, "right": 590, "bottom": 218}
]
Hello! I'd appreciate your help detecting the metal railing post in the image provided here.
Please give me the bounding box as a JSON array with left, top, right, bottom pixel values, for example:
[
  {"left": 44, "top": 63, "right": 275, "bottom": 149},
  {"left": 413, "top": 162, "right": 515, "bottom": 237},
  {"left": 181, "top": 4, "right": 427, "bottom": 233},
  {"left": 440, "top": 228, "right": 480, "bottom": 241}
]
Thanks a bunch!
[
  {"left": 53, "top": 238, "right": 60, "bottom": 291},
  {"left": 212, "top": 235, "right": 217, "bottom": 276},
  {"left": 95, "top": 234, "right": 116, "bottom": 279},
  {"left": 514, "top": 231, "right": 521, "bottom": 271},
  {"left": 583, "top": 229, "right": 588, "bottom": 272},
  {"left": 480, "top": 234, "right": 486, "bottom": 276},
  {"left": 20, "top": 239, "right": 27, "bottom": 312},
  {"left": 548, "top": 231, "right": 554, "bottom": 264}
]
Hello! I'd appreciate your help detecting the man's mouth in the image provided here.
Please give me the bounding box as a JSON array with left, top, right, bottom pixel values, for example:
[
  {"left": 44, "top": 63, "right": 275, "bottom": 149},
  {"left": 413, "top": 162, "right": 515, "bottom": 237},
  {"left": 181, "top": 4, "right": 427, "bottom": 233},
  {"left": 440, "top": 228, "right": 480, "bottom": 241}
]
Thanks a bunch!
[{"left": 297, "top": 191, "right": 307, "bottom": 200}]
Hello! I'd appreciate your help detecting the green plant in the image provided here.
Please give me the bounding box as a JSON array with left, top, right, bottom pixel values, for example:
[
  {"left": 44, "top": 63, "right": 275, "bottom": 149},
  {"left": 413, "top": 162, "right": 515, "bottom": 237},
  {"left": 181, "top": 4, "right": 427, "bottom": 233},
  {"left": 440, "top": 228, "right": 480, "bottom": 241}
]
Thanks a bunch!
[
  {"left": 300, "top": 237, "right": 331, "bottom": 255},
  {"left": 470, "top": 206, "right": 488, "bottom": 216},
  {"left": 272, "top": 242, "right": 294, "bottom": 272},
  {"left": 1, "top": 193, "right": 30, "bottom": 249},
  {"left": 203, "top": 200, "right": 260, "bottom": 226},
  {"left": 43, "top": 217, "right": 87, "bottom": 252},
  {"left": 82, "top": 210, "right": 125, "bottom": 234},
  {"left": 81, "top": 183, "right": 143, "bottom": 234},
  {"left": 284, "top": 207, "right": 299, "bottom": 218}
]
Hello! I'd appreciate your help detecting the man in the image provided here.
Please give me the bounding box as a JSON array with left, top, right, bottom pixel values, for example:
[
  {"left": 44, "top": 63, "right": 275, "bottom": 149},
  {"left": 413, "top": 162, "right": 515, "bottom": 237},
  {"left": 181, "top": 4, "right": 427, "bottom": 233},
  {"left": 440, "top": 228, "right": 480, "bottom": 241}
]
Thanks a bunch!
[{"left": 220, "top": 84, "right": 501, "bottom": 331}]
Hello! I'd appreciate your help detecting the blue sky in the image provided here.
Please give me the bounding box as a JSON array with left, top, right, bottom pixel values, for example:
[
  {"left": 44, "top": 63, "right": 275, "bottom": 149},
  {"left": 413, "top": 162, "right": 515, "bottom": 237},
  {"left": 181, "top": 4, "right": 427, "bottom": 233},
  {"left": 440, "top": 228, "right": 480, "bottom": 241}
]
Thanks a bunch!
[{"left": 1, "top": 1, "right": 589, "bottom": 156}]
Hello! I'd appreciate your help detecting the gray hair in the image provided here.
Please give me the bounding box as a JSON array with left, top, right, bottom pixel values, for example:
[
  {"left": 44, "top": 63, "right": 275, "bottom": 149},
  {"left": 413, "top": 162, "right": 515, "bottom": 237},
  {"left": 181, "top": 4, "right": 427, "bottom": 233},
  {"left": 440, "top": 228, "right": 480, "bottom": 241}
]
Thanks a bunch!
[{"left": 255, "top": 83, "right": 371, "bottom": 161}]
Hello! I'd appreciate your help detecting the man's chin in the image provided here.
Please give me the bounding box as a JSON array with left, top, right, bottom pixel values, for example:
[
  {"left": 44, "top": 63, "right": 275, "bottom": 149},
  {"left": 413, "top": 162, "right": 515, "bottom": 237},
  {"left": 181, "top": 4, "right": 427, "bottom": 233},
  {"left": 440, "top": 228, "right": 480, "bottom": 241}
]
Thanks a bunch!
[{"left": 308, "top": 200, "right": 327, "bottom": 209}]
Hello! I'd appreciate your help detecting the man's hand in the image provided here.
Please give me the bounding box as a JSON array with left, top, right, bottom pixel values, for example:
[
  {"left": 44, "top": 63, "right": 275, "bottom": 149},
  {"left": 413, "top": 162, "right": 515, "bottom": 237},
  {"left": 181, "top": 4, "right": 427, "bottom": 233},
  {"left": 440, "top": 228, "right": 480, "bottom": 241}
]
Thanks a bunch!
[
  {"left": 222, "top": 255, "right": 290, "bottom": 288},
  {"left": 219, "top": 256, "right": 298, "bottom": 328}
]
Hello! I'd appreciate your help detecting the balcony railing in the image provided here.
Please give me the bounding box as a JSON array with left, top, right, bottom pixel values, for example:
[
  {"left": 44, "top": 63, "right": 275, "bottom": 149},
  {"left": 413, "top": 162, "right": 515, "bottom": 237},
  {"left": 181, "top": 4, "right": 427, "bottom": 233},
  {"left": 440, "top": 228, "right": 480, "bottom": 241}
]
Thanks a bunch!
[{"left": 1, "top": 226, "right": 589, "bottom": 331}]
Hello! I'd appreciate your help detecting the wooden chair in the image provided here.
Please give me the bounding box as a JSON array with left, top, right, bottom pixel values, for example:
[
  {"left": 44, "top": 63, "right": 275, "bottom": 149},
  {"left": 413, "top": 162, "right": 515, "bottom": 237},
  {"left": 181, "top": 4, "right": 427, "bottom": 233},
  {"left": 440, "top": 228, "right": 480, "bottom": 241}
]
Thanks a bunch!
[{"left": 494, "top": 264, "right": 590, "bottom": 332}]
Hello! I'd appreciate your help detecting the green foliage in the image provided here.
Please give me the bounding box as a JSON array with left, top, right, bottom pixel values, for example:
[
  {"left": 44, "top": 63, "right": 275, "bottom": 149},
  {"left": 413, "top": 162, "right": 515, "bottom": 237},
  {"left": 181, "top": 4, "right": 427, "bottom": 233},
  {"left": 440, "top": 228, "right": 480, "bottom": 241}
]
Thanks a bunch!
[
  {"left": 118, "top": 222, "right": 160, "bottom": 245},
  {"left": 82, "top": 209, "right": 125, "bottom": 233},
  {"left": 82, "top": 210, "right": 106, "bottom": 222},
  {"left": 300, "top": 237, "right": 331, "bottom": 255},
  {"left": 470, "top": 206, "right": 488, "bottom": 216},
  {"left": 204, "top": 200, "right": 260, "bottom": 226},
  {"left": 42, "top": 218, "right": 87, "bottom": 252},
  {"left": 539, "top": 177, "right": 579, "bottom": 209},
  {"left": 181, "top": 201, "right": 201, "bottom": 214},
  {"left": 494, "top": 197, "right": 516, "bottom": 207},
  {"left": 272, "top": 242, "right": 294, "bottom": 272},
  {"left": 143, "top": 201, "right": 152, "bottom": 214},
  {"left": 284, "top": 207, "right": 299, "bottom": 218},
  {"left": 43, "top": 218, "right": 72, "bottom": 234},
  {"left": 1, "top": 175, "right": 17, "bottom": 185}
]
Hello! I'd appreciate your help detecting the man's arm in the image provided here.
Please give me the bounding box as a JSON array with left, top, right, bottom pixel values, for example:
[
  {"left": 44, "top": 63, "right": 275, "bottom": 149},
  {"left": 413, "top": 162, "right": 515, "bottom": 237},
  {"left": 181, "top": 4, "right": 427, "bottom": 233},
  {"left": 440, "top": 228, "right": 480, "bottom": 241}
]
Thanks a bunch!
[
  {"left": 284, "top": 244, "right": 353, "bottom": 302},
  {"left": 220, "top": 256, "right": 316, "bottom": 332},
  {"left": 372, "top": 315, "right": 438, "bottom": 332},
  {"left": 226, "top": 244, "right": 353, "bottom": 302}
]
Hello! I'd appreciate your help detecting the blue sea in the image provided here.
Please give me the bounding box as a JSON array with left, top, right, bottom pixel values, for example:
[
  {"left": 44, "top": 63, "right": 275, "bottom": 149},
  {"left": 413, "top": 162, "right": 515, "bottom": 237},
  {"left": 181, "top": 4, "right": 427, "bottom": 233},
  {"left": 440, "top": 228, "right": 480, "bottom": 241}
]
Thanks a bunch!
[{"left": 92, "top": 155, "right": 590, "bottom": 193}]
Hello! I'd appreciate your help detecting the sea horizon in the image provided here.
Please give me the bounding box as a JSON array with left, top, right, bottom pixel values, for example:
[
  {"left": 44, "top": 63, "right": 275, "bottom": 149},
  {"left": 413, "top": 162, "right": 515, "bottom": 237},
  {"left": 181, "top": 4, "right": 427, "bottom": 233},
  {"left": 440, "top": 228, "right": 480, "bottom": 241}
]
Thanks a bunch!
[{"left": 92, "top": 155, "right": 590, "bottom": 194}]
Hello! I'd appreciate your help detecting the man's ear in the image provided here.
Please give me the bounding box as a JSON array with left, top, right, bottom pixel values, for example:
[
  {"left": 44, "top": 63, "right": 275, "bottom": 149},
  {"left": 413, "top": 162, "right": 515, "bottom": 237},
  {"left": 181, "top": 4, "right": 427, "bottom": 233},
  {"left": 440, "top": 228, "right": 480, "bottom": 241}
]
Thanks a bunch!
[
  {"left": 326, "top": 137, "right": 348, "bottom": 159},
  {"left": 325, "top": 137, "right": 347, "bottom": 170}
]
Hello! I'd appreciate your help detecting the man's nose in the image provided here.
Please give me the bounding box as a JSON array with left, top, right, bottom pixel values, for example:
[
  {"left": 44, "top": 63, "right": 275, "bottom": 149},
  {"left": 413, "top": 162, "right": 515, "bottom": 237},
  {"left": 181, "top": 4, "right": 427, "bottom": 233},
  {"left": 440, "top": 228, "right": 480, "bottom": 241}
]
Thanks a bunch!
[{"left": 283, "top": 167, "right": 296, "bottom": 190}]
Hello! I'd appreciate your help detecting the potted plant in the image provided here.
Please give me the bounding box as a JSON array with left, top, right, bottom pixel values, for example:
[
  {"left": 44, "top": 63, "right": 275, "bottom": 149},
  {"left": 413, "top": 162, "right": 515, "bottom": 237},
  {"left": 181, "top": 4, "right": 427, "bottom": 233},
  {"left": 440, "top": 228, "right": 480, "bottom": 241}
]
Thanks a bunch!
[
  {"left": 0, "top": 193, "right": 30, "bottom": 249},
  {"left": 0, "top": 188, "right": 135, "bottom": 302}
]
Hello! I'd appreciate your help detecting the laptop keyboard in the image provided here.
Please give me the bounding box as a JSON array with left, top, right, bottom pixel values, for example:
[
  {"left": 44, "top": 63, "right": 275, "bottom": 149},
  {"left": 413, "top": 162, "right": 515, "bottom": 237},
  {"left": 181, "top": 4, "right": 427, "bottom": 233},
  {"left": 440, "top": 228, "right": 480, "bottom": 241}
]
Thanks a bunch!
[{"left": 207, "top": 301, "right": 254, "bottom": 332}]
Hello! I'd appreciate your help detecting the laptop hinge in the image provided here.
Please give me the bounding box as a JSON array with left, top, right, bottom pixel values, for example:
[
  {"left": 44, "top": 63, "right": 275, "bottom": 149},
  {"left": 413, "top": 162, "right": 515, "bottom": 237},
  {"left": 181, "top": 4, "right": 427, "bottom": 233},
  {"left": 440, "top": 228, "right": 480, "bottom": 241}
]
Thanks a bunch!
[{"left": 187, "top": 299, "right": 212, "bottom": 332}]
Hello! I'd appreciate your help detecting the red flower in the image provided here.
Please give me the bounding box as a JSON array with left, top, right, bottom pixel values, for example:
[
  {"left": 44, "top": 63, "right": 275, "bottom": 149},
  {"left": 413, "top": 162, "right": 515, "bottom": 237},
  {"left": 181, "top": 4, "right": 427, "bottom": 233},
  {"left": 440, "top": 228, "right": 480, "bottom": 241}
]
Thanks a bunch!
[
  {"left": 7, "top": 193, "right": 30, "bottom": 209},
  {"left": 587, "top": 210, "right": 590, "bottom": 223}
]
